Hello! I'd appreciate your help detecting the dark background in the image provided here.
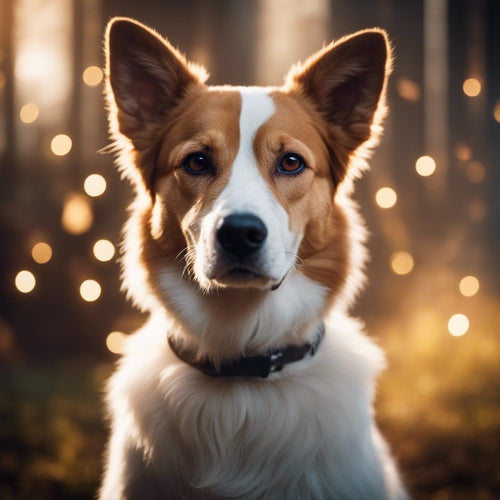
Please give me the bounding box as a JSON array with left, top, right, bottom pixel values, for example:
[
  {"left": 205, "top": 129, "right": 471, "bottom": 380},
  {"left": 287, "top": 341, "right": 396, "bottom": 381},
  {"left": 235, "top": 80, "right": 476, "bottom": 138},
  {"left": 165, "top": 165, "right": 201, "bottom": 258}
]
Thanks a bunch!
[{"left": 1, "top": 0, "right": 499, "bottom": 498}]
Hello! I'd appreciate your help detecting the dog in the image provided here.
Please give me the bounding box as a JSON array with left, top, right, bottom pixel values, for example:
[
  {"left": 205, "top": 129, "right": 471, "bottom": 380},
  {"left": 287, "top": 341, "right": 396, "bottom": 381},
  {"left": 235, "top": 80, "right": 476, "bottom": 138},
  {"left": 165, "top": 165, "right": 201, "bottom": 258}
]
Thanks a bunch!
[{"left": 99, "top": 17, "right": 408, "bottom": 500}]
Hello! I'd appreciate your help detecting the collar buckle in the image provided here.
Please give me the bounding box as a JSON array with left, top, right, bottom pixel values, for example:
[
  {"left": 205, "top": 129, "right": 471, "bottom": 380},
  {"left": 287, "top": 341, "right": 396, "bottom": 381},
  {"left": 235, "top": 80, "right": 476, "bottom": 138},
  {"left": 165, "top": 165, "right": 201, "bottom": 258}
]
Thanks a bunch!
[{"left": 268, "top": 352, "right": 285, "bottom": 374}]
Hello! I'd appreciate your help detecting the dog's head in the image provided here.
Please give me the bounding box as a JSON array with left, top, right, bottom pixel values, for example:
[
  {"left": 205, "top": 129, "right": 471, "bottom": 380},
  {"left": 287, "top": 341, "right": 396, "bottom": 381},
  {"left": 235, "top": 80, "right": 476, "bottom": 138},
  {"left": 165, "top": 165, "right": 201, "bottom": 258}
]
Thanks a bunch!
[{"left": 105, "top": 18, "right": 390, "bottom": 311}]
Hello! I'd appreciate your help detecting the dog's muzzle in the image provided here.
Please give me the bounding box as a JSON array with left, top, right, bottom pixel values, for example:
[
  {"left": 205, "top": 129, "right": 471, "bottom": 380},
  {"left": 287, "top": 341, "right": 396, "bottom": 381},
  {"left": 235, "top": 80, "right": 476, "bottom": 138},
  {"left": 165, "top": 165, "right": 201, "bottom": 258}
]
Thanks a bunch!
[{"left": 202, "top": 212, "right": 282, "bottom": 288}]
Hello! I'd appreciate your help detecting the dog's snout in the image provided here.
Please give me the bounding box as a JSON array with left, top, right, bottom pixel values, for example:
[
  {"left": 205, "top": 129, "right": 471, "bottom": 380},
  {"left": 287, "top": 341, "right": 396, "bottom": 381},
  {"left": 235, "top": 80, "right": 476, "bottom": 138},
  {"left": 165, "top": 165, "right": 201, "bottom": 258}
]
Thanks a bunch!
[{"left": 216, "top": 213, "right": 268, "bottom": 259}]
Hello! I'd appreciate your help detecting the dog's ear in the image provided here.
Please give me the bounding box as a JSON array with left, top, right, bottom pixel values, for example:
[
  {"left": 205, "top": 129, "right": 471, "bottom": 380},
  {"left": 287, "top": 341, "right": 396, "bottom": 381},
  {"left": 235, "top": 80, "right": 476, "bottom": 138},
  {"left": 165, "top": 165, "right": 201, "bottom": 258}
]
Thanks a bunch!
[
  {"left": 105, "top": 18, "right": 207, "bottom": 149},
  {"left": 286, "top": 29, "right": 391, "bottom": 182}
]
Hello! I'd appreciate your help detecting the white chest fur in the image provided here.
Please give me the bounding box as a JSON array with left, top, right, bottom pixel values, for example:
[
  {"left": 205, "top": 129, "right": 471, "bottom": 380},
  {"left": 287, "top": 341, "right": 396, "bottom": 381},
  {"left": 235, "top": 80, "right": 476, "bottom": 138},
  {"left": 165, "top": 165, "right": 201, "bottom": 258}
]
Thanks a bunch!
[{"left": 101, "top": 312, "right": 406, "bottom": 500}]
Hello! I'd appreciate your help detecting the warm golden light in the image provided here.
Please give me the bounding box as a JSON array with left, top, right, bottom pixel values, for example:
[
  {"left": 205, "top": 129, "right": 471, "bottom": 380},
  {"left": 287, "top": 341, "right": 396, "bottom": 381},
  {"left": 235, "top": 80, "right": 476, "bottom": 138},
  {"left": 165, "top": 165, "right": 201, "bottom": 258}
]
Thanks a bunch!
[
  {"left": 465, "top": 161, "right": 486, "bottom": 183},
  {"left": 83, "top": 65, "right": 104, "bottom": 86},
  {"left": 84, "top": 174, "right": 107, "bottom": 197},
  {"left": 415, "top": 155, "right": 436, "bottom": 177},
  {"left": 106, "top": 331, "right": 126, "bottom": 354},
  {"left": 375, "top": 187, "right": 397, "bottom": 209},
  {"left": 80, "top": 279, "right": 101, "bottom": 302},
  {"left": 459, "top": 276, "right": 480, "bottom": 297},
  {"left": 454, "top": 143, "right": 472, "bottom": 161},
  {"left": 396, "top": 77, "right": 420, "bottom": 101},
  {"left": 19, "top": 102, "right": 39, "bottom": 124},
  {"left": 463, "top": 78, "right": 481, "bottom": 97},
  {"left": 93, "top": 239, "right": 115, "bottom": 262},
  {"left": 494, "top": 101, "right": 500, "bottom": 123},
  {"left": 448, "top": 314, "right": 469, "bottom": 337},
  {"left": 14, "top": 0, "right": 72, "bottom": 119},
  {"left": 61, "top": 194, "right": 93, "bottom": 235},
  {"left": 31, "top": 242, "right": 52, "bottom": 264},
  {"left": 51, "top": 134, "right": 72, "bottom": 156},
  {"left": 15, "top": 270, "right": 36, "bottom": 293},
  {"left": 390, "top": 252, "right": 414, "bottom": 275},
  {"left": 468, "top": 200, "right": 487, "bottom": 222}
]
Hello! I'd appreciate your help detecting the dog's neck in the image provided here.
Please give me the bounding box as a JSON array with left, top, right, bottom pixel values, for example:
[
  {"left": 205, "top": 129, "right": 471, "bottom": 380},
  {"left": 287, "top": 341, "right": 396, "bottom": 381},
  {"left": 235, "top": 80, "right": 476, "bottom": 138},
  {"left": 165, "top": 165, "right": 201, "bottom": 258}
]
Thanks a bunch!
[
  {"left": 168, "top": 322, "right": 325, "bottom": 378},
  {"left": 158, "top": 264, "right": 329, "bottom": 365}
]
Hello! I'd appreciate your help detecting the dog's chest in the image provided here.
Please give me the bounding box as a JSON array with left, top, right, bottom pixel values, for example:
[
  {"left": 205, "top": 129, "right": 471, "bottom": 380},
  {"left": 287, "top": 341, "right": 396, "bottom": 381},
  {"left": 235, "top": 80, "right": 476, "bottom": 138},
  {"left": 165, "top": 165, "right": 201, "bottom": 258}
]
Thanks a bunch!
[
  {"left": 114, "top": 322, "right": 388, "bottom": 499},
  {"left": 148, "top": 377, "right": 335, "bottom": 498}
]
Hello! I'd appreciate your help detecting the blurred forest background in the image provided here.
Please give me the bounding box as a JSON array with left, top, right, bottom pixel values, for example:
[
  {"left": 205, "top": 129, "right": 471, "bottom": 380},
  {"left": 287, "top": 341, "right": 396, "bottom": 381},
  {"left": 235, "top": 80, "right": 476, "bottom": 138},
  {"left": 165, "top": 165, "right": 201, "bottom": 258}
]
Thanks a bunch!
[{"left": 0, "top": 0, "right": 499, "bottom": 498}]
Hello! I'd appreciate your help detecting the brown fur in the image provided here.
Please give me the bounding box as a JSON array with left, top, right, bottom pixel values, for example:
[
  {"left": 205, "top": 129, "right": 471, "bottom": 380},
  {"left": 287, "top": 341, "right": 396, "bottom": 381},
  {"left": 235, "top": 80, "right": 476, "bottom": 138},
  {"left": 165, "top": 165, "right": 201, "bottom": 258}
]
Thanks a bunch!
[
  {"left": 105, "top": 20, "right": 391, "bottom": 321},
  {"left": 99, "top": 18, "right": 410, "bottom": 500}
]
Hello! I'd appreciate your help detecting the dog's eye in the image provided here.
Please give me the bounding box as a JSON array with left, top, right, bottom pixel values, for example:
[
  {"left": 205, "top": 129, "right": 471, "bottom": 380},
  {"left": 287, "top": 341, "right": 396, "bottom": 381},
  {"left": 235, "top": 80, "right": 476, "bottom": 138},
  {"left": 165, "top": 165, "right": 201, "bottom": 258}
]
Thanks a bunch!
[
  {"left": 183, "top": 153, "right": 214, "bottom": 175},
  {"left": 277, "top": 153, "right": 306, "bottom": 175}
]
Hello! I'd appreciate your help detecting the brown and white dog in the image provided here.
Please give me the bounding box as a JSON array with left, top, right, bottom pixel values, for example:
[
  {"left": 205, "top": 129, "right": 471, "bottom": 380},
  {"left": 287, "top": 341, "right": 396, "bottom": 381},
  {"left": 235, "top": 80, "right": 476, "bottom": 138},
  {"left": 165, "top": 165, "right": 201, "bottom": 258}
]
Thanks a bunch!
[{"left": 100, "top": 17, "right": 408, "bottom": 500}]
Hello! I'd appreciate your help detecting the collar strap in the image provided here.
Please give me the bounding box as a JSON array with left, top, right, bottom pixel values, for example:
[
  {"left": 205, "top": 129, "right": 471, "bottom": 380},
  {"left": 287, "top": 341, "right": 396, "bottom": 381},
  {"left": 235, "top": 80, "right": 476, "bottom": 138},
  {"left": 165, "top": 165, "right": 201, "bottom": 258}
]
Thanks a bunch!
[{"left": 168, "top": 323, "right": 325, "bottom": 379}]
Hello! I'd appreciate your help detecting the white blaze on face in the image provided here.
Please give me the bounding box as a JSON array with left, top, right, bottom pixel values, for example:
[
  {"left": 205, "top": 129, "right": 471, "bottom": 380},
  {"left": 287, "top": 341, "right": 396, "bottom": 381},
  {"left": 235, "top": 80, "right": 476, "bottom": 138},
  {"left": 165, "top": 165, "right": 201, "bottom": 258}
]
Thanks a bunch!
[
  {"left": 195, "top": 87, "right": 301, "bottom": 287},
  {"left": 225, "top": 88, "right": 276, "bottom": 211}
]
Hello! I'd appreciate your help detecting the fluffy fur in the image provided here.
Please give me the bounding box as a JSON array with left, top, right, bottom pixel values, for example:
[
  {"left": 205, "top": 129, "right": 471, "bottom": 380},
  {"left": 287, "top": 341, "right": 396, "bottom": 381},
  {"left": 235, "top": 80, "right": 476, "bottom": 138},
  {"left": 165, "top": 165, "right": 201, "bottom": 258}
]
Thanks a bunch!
[{"left": 100, "top": 17, "right": 408, "bottom": 500}]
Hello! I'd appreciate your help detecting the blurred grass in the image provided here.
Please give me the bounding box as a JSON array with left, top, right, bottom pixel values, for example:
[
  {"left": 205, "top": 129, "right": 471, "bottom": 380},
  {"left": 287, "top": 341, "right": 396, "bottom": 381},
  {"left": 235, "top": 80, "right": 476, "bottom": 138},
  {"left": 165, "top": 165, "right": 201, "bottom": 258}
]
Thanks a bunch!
[
  {"left": 1, "top": 291, "right": 499, "bottom": 499},
  {"left": 375, "top": 286, "right": 500, "bottom": 499},
  {"left": 0, "top": 364, "right": 110, "bottom": 500}
]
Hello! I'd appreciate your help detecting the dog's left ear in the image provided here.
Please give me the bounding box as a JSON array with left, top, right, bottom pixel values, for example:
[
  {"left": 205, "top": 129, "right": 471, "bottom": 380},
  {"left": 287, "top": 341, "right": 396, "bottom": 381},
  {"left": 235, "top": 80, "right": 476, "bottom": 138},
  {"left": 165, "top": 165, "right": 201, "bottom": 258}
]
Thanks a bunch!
[
  {"left": 105, "top": 17, "right": 207, "bottom": 149},
  {"left": 104, "top": 18, "right": 208, "bottom": 193},
  {"left": 286, "top": 29, "right": 391, "bottom": 180}
]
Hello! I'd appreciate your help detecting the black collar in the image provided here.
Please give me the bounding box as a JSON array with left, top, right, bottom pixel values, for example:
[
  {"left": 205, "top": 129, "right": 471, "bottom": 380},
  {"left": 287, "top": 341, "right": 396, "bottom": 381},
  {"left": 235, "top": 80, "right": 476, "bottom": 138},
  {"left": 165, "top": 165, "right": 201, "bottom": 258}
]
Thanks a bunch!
[{"left": 167, "top": 323, "right": 325, "bottom": 379}]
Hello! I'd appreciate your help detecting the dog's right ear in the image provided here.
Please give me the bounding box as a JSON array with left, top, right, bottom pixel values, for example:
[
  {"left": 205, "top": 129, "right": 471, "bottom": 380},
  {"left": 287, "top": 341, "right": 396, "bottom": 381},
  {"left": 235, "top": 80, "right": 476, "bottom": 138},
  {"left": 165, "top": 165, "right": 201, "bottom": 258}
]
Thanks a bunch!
[
  {"left": 105, "top": 18, "right": 207, "bottom": 150},
  {"left": 285, "top": 29, "right": 391, "bottom": 184}
]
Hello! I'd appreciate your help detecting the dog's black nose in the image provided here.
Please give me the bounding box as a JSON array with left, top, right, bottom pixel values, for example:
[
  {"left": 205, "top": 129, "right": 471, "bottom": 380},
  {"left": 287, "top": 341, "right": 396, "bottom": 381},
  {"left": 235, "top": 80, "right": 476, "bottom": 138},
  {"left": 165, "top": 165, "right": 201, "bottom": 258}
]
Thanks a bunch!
[{"left": 216, "top": 213, "right": 268, "bottom": 259}]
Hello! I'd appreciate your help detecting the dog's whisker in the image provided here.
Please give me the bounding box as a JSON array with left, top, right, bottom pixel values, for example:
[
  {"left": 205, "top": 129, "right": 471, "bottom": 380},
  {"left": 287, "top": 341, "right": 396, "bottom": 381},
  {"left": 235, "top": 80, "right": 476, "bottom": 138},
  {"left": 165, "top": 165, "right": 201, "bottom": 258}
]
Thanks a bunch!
[
  {"left": 284, "top": 250, "right": 304, "bottom": 269},
  {"left": 175, "top": 248, "right": 188, "bottom": 263},
  {"left": 181, "top": 252, "right": 195, "bottom": 280}
]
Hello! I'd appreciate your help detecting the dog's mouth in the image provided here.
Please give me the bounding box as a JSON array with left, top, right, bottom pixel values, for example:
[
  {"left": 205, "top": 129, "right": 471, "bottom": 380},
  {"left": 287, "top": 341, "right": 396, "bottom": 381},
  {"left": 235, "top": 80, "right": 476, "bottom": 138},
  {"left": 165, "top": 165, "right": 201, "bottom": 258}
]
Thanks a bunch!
[
  {"left": 213, "top": 265, "right": 270, "bottom": 287},
  {"left": 205, "top": 263, "right": 280, "bottom": 290}
]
